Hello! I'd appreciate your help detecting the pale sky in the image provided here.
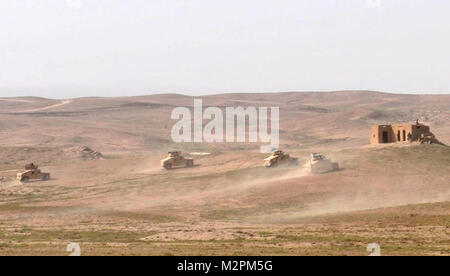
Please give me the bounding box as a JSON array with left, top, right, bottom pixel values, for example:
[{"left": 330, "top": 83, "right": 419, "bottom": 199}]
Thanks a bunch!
[{"left": 0, "top": 0, "right": 449, "bottom": 98}]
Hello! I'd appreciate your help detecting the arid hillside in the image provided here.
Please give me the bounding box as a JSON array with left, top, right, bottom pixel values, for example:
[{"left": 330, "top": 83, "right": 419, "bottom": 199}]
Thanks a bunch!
[
  {"left": 0, "top": 91, "right": 449, "bottom": 256},
  {"left": 1, "top": 91, "right": 449, "bottom": 156}
]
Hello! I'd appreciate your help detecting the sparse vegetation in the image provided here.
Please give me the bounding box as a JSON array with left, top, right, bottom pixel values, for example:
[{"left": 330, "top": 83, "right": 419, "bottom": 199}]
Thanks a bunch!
[{"left": 0, "top": 92, "right": 449, "bottom": 255}]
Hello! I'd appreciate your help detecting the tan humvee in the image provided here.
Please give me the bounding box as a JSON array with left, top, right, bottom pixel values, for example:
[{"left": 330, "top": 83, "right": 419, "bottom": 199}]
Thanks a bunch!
[
  {"left": 418, "top": 133, "right": 437, "bottom": 144},
  {"left": 161, "top": 151, "right": 194, "bottom": 170},
  {"left": 264, "top": 150, "right": 299, "bottom": 168},
  {"left": 16, "top": 163, "right": 50, "bottom": 182},
  {"left": 304, "top": 153, "right": 339, "bottom": 174}
]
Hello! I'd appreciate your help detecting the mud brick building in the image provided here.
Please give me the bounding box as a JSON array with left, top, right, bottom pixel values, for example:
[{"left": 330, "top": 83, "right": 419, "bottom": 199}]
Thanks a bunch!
[{"left": 370, "top": 122, "right": 431, "bottom": 145}]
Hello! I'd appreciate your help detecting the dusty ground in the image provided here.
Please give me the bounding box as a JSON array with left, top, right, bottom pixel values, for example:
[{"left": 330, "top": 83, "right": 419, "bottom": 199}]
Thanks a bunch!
[{"left": 0, "top": 91, "right": 449, "bottom": 256}]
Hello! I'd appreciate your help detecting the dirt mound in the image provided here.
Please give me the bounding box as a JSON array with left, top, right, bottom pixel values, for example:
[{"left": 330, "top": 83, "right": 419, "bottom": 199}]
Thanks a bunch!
[{"left": 64, "top": 146, "right": 104, "bottom": 160}]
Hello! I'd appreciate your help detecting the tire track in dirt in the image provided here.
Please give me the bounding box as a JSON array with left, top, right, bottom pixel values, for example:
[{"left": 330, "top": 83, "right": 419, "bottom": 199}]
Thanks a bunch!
[{"left": 19, "top": 100, "right": 72, "bottom": 113}]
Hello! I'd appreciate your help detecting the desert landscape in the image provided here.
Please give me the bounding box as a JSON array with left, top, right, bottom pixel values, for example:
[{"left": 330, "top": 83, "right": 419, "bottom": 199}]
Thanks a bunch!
[{"left": 0, "top": 90, "right": 449, "bottom": 256}]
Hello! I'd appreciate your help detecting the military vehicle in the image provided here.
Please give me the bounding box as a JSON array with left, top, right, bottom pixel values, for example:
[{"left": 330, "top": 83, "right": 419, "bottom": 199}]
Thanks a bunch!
[
  {"left": 16, "top": 163, "right": 50, "bottom": 182},
  {"left": 304, "top": 153, "right": 339, "bottom": 174},
  {"left": 161, "top": 151, "right": 194, "bottom": 170},
  {"left": 417, "top": 133, "right": 440, "bottom": 144},
  {"left": 264, "top": 150, "right": 299, "bottom": 168}
]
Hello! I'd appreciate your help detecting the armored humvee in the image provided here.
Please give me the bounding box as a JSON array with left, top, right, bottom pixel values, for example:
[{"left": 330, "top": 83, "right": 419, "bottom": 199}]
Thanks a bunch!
[
  {"left": 16, "top": 163, "right": 50, "bottom": 182},
  {"left": 161, "top": 151, "right": 194, "bottom": 170},
  {"left": 304, "top": 153, "right": 339, "bottom": 174},
  {"left": 264, "top": 150, "right": 299, "bottom": 168}
]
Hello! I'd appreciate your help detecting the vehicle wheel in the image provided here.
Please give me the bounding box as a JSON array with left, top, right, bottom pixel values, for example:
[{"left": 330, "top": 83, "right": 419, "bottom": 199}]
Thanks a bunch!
[
  {"left": 21, "top": 177, "right": 29, "bottom": 183},
  {"left": 164, "top": 164, "right": 172, "bottom": 170},
  {"left": 42, "top": 174, "right": 50, "bottom": 181},
  {"left": 186, "top": 160, "right": 194, "bottom": 167}
]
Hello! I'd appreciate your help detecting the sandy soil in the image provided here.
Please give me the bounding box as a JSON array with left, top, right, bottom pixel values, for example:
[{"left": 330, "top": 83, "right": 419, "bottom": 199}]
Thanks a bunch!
[{"left": 0, "top": 91, "right": 449, "bottom": 255}]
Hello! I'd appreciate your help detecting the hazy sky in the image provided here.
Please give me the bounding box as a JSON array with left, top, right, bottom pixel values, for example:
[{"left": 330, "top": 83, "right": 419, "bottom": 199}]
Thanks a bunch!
[{"left": 0, "top": 0, "right": 449, "bottom": 98}]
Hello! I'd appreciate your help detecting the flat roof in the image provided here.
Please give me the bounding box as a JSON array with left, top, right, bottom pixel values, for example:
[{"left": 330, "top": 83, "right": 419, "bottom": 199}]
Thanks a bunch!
[{"left": 372, "top": 123, "right": 428, "bottom": 127}]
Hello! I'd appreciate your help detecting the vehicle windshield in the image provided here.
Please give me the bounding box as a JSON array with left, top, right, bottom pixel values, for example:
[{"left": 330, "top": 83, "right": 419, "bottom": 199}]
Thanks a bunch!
[{"left": 312, "top": 154, "right": 323, "bottom": 160}]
